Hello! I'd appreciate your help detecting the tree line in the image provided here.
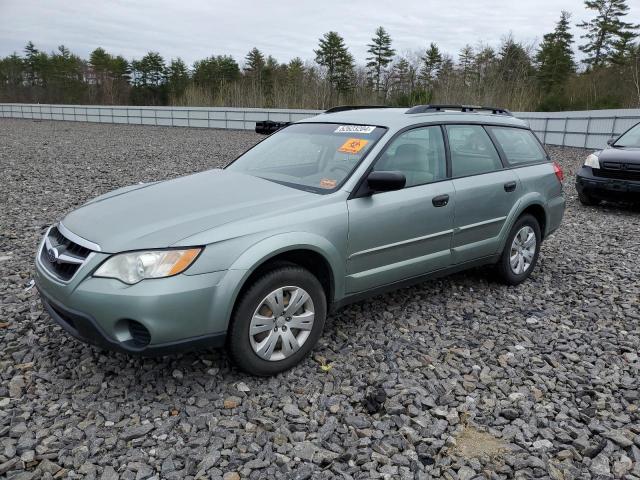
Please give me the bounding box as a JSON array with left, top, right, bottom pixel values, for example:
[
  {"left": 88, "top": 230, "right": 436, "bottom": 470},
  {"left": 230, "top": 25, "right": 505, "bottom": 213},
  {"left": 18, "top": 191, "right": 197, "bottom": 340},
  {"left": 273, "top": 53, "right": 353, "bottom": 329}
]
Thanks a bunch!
[{"left": 1, "top": 0, "right": 639, "bottom": 111}]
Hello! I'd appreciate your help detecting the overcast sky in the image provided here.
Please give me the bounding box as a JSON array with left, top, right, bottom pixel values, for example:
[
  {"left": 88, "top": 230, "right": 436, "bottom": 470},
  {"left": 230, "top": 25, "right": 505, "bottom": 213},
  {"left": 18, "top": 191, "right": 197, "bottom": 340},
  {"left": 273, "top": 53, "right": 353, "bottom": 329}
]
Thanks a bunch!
[{"left": 1, "top": 0, "right": 639, "bottom": 66}]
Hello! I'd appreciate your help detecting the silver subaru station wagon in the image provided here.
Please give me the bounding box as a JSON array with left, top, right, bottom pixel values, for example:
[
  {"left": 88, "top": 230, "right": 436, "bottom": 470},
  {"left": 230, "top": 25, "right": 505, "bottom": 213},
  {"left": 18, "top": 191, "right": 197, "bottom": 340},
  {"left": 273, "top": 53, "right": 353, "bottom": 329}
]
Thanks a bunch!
[{"left": 35, "top": 105, "right": 565, "bottom": 375}]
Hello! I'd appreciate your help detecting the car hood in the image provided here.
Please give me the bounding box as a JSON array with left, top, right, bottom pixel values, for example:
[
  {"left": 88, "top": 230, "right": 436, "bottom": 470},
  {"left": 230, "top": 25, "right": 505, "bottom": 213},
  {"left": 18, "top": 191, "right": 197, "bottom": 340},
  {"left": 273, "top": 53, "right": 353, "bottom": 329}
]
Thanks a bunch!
[
  {"left": 598, "top": 146, "right": 640, "bottom": 164},
  {"left": 61, "top": 169, "right": 315, "bottom": 252}
]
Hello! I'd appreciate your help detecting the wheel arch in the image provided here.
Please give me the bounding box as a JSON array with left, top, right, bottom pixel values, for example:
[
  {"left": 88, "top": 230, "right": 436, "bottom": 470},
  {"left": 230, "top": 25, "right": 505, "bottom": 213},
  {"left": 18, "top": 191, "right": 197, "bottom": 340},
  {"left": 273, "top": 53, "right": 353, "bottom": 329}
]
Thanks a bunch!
[
  {"left": 520, "top": 203, "right": 547, "bottom": 240},
  {"left": 497, "top": 196, "right": 549, "bottom": 255},
  {"left": 222, "top": 233, "right": 345, "bottom": 330}
]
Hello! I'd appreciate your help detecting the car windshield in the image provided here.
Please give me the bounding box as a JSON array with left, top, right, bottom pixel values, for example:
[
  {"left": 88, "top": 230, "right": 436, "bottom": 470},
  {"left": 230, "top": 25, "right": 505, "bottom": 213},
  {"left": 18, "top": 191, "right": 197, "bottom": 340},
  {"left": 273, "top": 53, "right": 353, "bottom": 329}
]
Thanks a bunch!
[
  {"left": 615, "top": 123, "right": 640, "bottom": 148},
  {"left": 226, "top": 123, "right": 387, "bottom": 192}
]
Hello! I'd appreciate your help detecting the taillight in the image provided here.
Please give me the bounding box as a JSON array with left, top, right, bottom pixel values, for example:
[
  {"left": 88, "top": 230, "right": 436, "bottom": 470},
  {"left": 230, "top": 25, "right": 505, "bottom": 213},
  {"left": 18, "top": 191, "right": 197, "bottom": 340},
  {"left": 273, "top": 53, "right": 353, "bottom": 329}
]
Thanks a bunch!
[{"left": 553, "top": 162, "right": 564, "bottom": 182}]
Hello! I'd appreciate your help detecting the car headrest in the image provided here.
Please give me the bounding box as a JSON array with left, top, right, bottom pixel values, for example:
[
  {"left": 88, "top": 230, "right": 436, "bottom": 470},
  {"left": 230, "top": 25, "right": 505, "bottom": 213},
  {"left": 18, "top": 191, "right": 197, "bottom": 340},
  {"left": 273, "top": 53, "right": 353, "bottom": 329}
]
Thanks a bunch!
[{"left": 389, "top": 143, "right": 427, "bottom": 170}]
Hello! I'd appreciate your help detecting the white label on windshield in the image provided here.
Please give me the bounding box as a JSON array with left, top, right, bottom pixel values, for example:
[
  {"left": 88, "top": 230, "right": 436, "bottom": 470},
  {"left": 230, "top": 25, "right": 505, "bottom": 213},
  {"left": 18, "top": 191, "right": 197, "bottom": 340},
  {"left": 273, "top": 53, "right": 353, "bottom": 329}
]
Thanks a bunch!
[{"left": 334, "top": 125, "right": 376, "bottom": 134}]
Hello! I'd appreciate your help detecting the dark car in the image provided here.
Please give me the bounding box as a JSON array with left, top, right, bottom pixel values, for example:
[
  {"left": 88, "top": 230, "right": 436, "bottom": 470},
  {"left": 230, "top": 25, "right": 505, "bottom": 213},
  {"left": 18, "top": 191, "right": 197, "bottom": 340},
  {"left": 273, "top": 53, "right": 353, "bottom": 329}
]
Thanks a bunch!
[{"left": 576, "top": 121, "right": 640, "bottom": 205}]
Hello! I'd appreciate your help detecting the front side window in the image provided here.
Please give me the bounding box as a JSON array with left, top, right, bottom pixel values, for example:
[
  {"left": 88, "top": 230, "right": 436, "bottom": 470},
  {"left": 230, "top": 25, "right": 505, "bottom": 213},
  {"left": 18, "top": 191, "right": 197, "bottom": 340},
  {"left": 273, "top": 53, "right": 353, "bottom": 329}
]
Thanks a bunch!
[
  {"left": 373, "top": 126, "right": 446, "bottom": 187},
  {"left": 447, "top": 125, "right": 503, "bottom": 177},
  {"left": 227, "top": 123, "right": 386, "bottom": 192},
  {"left": 488, "top": 127, "right": 547, "bottom": 165},
  {"left": 614, "top": 123, "right": 640, "bottom": 148}
]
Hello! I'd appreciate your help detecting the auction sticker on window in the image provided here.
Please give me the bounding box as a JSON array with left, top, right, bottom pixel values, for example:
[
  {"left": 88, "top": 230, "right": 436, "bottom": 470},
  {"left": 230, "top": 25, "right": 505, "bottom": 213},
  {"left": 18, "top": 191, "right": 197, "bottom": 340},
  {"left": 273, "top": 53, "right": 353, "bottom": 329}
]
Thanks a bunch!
[
  {"left": 334, "top": 125, "right": 376, "bottom": 134},
  {"left": 338, "top": 138, "right": 369, "bottom": 154},
  {"left": 319, "top": 178, "right": 337, "bottom": 189}
]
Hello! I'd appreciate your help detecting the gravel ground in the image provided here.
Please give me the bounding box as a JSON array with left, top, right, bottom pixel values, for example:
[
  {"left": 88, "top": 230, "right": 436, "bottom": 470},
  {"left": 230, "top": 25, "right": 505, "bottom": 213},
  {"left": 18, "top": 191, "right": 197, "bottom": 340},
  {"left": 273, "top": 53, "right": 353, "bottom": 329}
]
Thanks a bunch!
[{"left": 1, "top": 118, "right": 639, "bottom": 480}]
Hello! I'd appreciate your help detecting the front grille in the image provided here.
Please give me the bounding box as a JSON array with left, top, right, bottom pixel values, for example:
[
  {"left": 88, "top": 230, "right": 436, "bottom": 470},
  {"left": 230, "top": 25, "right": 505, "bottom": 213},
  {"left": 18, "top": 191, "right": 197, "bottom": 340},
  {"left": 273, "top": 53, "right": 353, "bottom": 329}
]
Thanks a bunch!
[
  {"left": 39, "top": 226, "right": 92, "bottom": 281},
  {"left": 594, "top": 163, "right": 640, "bottom": 182}
]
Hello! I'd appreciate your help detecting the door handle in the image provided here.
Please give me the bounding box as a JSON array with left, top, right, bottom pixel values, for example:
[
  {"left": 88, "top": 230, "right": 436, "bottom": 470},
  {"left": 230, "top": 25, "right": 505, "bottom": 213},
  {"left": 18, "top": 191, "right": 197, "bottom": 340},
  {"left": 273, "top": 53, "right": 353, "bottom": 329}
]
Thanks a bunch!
[
  {"left": 432, "top": 194, "right": 449, "bottom": 207},
  {"left": 504, "top": 181, "right": 517, "bottom": 192}
]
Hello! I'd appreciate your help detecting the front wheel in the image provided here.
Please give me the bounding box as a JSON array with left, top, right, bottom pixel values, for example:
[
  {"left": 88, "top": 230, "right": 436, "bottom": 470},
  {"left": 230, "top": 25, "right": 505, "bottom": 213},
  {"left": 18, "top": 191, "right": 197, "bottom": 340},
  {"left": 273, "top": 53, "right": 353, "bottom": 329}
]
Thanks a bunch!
[
  {"left": 228, "top": 265, "right": 327, "bottom": 376},
  {"left": 496, "top": 214, "right": 541, "bottom": 286}
]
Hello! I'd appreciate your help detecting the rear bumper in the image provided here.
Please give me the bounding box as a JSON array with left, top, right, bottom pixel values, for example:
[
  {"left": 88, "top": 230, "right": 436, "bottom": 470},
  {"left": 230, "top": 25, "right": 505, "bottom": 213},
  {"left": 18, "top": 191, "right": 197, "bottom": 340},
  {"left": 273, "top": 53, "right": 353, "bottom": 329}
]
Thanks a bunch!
[
  {"left": 545, "top": 194, "right": 565, "bottom": 238},
  {"left": 576, "top": 167, "right": 640, "bottom": 202},
  {"left": 38, "top": 288, "right": 226, "bottom": 355}
]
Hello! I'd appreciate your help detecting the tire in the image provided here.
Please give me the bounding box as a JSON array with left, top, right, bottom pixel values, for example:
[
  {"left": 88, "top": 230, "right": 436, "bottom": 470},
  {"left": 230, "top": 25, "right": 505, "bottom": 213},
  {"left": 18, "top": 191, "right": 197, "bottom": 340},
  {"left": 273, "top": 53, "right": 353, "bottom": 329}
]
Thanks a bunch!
[
  {"left": 496, "top": 214, "right": 541, "bottom": 286},
  {"left": 578, "top": 190, "right": 600, "bottom": 206},
  {"left": 228, "top": 265, "right": 327, "bottom": 376}
]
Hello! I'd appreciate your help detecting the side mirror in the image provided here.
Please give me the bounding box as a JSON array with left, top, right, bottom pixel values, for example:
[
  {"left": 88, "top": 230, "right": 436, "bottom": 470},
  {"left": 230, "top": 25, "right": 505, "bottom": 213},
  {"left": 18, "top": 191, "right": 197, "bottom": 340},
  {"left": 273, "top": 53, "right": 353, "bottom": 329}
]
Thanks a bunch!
[
  {"left": 366, "top": 171, "right": 406, "bottom": 193},
  {"left": 607, "top": 137, "right": 617, "bottom": 146}
]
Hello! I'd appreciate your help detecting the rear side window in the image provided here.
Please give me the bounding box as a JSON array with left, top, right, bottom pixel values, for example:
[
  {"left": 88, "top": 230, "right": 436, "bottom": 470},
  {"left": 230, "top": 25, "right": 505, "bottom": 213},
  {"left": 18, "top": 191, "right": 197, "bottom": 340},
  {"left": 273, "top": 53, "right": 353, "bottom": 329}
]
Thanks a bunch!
[
  {"left": 446, "top": 125, "right": 503, "bottom": 177},
  {"left": 489, "top": 127, "right": 547, "bottom": 165}
]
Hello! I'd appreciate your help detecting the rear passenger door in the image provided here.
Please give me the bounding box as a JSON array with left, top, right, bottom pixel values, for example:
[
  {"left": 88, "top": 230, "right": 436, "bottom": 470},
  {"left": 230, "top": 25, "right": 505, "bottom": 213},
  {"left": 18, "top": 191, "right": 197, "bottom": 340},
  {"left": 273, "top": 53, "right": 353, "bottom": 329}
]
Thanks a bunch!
[{"left": 446, "top": 124, "right": 520, "bottom": 264}]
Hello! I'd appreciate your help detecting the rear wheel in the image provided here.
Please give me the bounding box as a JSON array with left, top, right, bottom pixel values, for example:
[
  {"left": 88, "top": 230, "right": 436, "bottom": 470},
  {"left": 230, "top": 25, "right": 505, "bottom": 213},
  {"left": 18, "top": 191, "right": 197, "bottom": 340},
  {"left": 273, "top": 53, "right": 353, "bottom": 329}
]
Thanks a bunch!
[
  {"left": 578, "top": 190, "right": 600, "bottom": 206},
  {"left": 228, "top": 265, "right": 326, "bottom": 376},
  {"left": 496, "top": 214, "right": 541, "bottom": 286}
]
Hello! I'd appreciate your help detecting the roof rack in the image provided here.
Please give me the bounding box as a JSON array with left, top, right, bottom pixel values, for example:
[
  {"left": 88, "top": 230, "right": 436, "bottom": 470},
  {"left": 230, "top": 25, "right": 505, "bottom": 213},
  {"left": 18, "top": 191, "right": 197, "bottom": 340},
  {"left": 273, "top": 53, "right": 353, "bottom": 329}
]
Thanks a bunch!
[
  {"left": 406, "top": 104, "right": 512, "bottom": 116},
  {"left": 325, "top": 105, "right": 390, "bottom": 114}
]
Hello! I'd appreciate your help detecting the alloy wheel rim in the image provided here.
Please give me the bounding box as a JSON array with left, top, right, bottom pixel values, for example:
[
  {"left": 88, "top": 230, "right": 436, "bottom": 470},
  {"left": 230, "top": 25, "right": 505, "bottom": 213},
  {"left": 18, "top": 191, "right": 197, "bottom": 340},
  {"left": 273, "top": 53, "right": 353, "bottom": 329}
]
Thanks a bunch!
[
  {"left": 249, "top": 286, "right": 315, "bottom": 362},
  {"left": 509, "top": 226, "right": 536, "bottom": 275}
]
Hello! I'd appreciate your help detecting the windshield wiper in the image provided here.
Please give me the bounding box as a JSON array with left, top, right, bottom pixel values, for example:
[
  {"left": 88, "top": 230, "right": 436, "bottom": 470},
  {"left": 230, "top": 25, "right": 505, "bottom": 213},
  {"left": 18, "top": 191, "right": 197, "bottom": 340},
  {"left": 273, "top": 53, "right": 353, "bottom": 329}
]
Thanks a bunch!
[{"left": 256, "top": 176, "right": 322, "bottom": 194}]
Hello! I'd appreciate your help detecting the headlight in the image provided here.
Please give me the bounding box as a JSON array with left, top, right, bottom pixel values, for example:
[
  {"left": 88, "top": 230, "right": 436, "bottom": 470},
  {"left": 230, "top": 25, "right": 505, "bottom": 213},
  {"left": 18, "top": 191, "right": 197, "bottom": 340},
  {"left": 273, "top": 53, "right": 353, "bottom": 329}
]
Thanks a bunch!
[
  {"left": 94, "top": 248, "right": 201, "bottom": 284},
  {"left": 584, "top": 153, "right": 600, "bottom": 169}
]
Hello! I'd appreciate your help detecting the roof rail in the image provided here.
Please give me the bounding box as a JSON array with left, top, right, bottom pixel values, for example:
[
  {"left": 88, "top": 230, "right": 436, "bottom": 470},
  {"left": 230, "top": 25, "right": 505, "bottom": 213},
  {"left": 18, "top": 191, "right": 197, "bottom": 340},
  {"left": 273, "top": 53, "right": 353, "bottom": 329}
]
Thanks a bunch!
[
  {"left": 406, "top": 104, "right": 512, "bottom": 116},
  {"left": 325, "top": 105, "right": 390, "bottom": 114}
]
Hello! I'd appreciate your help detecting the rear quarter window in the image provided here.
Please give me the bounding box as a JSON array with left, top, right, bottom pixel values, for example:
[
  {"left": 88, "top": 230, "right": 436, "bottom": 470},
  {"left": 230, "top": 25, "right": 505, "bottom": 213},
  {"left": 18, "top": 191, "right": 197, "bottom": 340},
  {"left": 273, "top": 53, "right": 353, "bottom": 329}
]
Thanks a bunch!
[{"left": 488, "top": 127, "right": 547, "bottom": 166}]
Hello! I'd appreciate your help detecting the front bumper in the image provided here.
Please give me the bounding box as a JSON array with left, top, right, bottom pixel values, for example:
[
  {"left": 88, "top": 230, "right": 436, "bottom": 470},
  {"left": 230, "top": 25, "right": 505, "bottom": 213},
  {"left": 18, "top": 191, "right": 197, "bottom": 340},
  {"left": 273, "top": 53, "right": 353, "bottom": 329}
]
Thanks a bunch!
[
  {"left": 38, "top": 289, "right": 226, "bottom": 355},
  {"left": 35, "top": 247, "right": 246, "bottom": 355},
  {"left": 576, "top": 166, "right": 640, "bottom": 202}
]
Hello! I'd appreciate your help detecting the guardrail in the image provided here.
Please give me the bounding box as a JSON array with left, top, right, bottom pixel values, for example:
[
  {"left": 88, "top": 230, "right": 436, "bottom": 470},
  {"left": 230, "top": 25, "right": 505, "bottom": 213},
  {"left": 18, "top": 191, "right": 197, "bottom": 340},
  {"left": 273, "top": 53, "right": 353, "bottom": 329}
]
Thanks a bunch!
[
  {"left": 2, "top": 103, "right": 639, "bottom": 149},
  {"left": 515, "top": 110, "right": 640, "bottom": 149},
  {"left": 0, "top": 103, "right": 321, "bottom": 130}
]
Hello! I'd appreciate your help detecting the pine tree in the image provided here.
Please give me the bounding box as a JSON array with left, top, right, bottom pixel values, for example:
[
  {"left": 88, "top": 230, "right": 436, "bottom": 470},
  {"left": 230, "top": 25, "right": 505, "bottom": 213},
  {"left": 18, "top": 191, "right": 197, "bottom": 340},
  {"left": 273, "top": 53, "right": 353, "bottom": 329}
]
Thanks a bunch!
[
  {"left": 166, "top": 58, "right": 189, "bottom": 99},
  {"left": 419, "top": 43, "right": 442, "bottom": 87},
  {"left": 458, "top": 45, "right": 475, "bottom": 85},
  {"left": 244, "top": 48, "right": 265, "bottom": 78},
  {"left": 24, "top": 41, "right": 42, "bottom": 86},
  {"left": 536, "top": 11, "right": 575, "bottom": 92},
  {"left": 138, "top": 52, "right": 165, "bottom": 86},
  {"left": 0, "top": 53, "right": 24, "bottom": 88},
  {"left": 286, "top": 57, "right": 306, "bottom": 104},
  {"left": 110, "top": 56, "right": 130, "bottom": 83},
  {"left": 474, "top": 46, "right": 497, "bottom": 82},
  {"left": 578, "top": 0, "right": 639, "bottom": 68},
  {"left": 193, "top": 56, "right": 240, "bottom": 88},
  {"left": 287, "top": 57, "right": 305, "bottom": 83},
  {"left": 264, "top": 55, "right": 279, "bottom": 83},
  {"left": 218, "top": 56, "right": 241, "bottom": 83},
  {"left": 498, "top": 37, "right": 533, "bottom": 83},
  {"left": 48, "top": 45, "right": 84, "bottom": 102},
  {"left": 611, "top": 30, "right": 636, "bottom": 65},
  {"left": 314, "top": 31, "right": 354, "bottom": 94},
  {"left": 366, "top": 26, "right": 395, "bottom": 92},
  {"left": 90, "top": 48, "right": 111, "bottom": 76},
  {"left": 392, "top": 58, "right": 412, "bottom": 94}
]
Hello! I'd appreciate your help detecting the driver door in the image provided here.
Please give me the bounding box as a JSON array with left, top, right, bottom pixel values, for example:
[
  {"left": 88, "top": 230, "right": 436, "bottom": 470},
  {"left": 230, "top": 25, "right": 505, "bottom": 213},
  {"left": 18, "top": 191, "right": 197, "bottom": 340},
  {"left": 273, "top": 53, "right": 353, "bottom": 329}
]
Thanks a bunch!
[{"left": 345, "top": 126, "right": 455, "bottom": 293}]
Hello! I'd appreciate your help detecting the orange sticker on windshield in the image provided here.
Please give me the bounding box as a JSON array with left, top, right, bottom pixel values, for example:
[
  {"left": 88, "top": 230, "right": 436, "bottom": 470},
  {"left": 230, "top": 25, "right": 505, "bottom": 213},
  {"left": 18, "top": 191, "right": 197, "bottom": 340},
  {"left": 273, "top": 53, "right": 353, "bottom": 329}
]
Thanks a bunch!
[
  {"left": 338, "top": 138, "right": 369, "bottom": 154},
  {"left": 319, "top": 178, "right": 337, "bottom": 189}
]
